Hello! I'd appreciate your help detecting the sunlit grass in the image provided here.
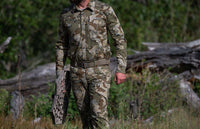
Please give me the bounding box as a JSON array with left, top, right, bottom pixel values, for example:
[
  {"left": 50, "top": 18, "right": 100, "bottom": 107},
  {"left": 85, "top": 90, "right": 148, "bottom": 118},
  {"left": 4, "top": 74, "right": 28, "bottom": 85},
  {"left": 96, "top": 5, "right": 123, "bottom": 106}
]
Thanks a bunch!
[
  {"left": 110, "top": 107, "right": 200, "bottom": 129},
  {"left": 0, "top": 114, "right": 81, "bottom": 129},
  {"left": 0, "top": 107, "right": 199, "bottom": 129},
  {"left": 1, "top": 70, "right": 199, "bottom": 129}
]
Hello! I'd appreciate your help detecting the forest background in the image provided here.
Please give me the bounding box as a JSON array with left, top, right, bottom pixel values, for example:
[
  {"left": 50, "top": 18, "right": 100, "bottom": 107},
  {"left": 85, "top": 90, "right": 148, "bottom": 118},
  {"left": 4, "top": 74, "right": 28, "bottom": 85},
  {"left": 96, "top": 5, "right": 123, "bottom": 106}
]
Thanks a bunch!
[
  {"left": 0, "top": 0, "right": 200, "bottom": 128},
  {"left": 1, "top": 0, "right": 200, "bottom": 78}
]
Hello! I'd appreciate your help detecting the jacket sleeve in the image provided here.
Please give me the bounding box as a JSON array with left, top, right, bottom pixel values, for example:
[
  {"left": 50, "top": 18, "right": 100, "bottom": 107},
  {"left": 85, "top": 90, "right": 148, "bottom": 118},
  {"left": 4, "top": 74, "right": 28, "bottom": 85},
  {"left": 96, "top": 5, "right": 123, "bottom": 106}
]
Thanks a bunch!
[
  {"left": 105, "top": 6, "right": 127, "bottom": 74},
  {"left": 56, "top": 15, "right": 68, "bottom": 77}
]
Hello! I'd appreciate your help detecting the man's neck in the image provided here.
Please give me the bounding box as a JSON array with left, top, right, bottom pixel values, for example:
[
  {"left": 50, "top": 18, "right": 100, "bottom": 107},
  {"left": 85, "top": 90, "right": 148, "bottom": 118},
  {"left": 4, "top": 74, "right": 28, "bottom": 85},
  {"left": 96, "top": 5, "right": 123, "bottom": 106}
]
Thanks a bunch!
[{"left": 78, "top": 0, "right": 90, "bottom": 10}]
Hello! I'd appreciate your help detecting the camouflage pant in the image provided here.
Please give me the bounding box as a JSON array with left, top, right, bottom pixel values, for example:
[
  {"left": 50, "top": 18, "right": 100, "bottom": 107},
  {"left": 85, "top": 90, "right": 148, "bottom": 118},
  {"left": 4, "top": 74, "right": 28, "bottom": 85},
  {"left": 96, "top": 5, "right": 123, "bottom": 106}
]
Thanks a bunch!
[{"left": 70, "top": 65, "right": 111, "bottom": 129}]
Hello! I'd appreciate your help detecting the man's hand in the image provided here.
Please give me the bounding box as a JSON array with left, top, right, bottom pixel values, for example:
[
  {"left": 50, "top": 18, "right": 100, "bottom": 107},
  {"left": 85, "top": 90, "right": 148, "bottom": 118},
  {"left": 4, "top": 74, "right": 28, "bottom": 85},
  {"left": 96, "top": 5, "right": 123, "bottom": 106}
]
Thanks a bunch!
[{"left": 114, "top": 72, "right": 126, "bottom": 85}]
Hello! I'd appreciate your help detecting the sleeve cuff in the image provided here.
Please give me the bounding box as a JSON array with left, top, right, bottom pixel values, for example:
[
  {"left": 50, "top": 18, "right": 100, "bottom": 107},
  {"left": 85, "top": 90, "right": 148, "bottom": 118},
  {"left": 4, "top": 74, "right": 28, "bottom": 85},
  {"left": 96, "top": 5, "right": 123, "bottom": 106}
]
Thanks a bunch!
[{"left": 116, "top": 66, "right": 126, "bottom": 74}]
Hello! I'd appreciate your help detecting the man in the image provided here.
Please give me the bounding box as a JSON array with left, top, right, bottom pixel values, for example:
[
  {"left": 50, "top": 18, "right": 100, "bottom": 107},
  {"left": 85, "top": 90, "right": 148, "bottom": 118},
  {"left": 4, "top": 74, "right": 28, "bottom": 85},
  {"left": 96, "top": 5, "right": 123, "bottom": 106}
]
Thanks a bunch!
[{"left": 56, "top": 0, "right": 127, "bottom": 128}]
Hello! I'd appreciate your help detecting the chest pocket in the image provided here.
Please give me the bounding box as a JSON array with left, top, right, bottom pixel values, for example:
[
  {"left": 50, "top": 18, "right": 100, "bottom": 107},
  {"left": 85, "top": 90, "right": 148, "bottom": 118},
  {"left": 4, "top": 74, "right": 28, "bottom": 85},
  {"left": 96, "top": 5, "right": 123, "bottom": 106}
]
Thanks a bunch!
[
  {"left": 88, "top": 14, "right": 106, "bottom": 41},
  {"left": 63, "top": 16, "right": 80, "bottom": 58},
  {"left": 64, "top": 16, "right": 81, "bottom": 46},
  {"left": 89, "top": 15, "right": 106, "bottom": 30},
  {"left": 64, "top": 17, "right": 79, "bottom": 36}
]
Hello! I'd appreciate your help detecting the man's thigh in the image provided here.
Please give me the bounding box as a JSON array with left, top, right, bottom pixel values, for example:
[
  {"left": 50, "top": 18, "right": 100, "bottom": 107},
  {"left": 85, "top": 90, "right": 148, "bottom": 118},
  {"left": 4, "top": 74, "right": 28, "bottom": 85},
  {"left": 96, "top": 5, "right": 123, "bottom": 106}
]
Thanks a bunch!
[
  {"left": 70, "top": 66, "right": 87, "bottom": 111},
  {"left": 87, "top": 66, "right": 111, "bottom": 119}
]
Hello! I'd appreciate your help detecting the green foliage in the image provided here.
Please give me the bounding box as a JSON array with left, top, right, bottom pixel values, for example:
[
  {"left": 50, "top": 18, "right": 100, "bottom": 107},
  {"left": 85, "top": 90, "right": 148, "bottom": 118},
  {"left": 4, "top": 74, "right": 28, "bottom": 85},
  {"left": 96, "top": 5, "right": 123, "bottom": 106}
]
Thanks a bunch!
[
  {"left": 22, "top": 70, "right": 183, "bottom": 120},
  {"left": 108, "top": 77, "right": 130, "bottom": 119},
  {"left": 102, "top": 0, "right": 200, "bottom": 54},
  {"left": 62, "top": 120, "right": 79, "bottom": 129},
  {"left": 0, "top": 0, "right": 199, "bottom": 120},
  {"left": 193, "top": 81, "right": 200, "bottom": 97},
  {"left": 0, "top": 89, "right": 9, "bottom": 114},
  {"left": 24, "top": 94, "right": 52, "bottom": 118},
  {"left": 67, "top": 92, "right": 79, "bottom": 118},
  {"left": 1, "top": 0, "right": 200, "bottom": 79},
  {"left": 24, "top": 84, "right": 55, "bottom": 118},
  {"left": 23, "top": 83, "right": 79, "bottom": 118},
  {"left": 0, "top": 0, "right": 70, "bottom": 78},
  {"left": 108, "top": 69, "right": 181, "bottom": 119}
]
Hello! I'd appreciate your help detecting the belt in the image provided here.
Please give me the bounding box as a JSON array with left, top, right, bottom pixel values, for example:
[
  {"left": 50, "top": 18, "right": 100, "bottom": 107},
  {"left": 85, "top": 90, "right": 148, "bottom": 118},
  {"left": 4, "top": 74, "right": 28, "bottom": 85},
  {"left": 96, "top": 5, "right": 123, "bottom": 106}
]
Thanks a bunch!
[{"left": 71, "top": 59, "right": 110, "bottom": 68}]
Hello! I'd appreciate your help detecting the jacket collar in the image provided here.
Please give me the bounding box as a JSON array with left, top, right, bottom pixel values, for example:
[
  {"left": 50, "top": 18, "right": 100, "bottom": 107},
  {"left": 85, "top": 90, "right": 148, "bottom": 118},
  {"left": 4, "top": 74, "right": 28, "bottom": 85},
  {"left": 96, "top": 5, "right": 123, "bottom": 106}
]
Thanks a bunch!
[
  {"left": 73, "top": 0, "right": 95, "bottom": 12},
  {"left": 87, "top": 0, "right": 95, "bottom": 11}
]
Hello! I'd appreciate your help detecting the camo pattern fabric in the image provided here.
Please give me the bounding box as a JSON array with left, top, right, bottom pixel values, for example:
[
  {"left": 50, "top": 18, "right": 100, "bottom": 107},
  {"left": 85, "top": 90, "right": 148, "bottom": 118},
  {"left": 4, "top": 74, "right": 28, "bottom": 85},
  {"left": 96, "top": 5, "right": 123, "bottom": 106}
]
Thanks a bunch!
[
  {"left": 70, "top": 65, "right": 111, "bottom": 129},
  {"left": 56, "top": 0, "right": 127, "bottom": 74},
  {"left": 55, "top": 0, "right": 127, "bottom": 128},
  {"left": 52, "top": 70, "right": 71, "bottom": 125}
]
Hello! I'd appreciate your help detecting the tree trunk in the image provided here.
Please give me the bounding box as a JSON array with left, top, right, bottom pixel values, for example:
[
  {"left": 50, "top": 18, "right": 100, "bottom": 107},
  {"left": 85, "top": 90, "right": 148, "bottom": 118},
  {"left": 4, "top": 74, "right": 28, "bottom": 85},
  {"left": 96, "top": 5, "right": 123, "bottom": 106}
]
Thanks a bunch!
[{"left": 0, "top": 37, "right": 12, "bottom": 54}]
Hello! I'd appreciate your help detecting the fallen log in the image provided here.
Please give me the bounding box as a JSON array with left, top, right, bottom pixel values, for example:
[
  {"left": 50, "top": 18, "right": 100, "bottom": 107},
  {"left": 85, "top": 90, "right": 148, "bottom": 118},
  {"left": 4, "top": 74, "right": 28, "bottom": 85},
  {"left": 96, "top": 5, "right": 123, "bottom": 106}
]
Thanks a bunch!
[
  {"left": 126, "top": 47, "right": 200, "bottom": 73},
  {"left": 142, "top": 39, "right": 200, "bottom": 50},
  {"left": 179, "top": 79, "right": 200, "bottom": 111},
  {"left": 0, "top": 39, "right": 199, "bottom": 99},
  {"left": 0, "top": 63, "right": 56, "bottom": 98}
]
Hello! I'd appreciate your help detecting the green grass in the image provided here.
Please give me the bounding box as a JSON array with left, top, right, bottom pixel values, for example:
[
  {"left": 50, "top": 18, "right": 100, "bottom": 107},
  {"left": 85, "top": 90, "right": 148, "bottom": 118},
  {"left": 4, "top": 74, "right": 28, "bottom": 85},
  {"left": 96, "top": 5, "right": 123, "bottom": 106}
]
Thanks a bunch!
[
  {"left": 0, "top": 107, "right": 199, "bottom": 129},
  {"left": 0, "top": 70, "right": 199, "bottom": 128}
]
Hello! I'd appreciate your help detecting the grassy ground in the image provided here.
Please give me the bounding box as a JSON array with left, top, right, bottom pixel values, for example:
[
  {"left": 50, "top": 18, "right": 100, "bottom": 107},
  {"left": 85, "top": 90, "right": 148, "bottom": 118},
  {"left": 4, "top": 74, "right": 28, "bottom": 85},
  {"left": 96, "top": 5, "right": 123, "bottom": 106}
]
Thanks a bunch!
[
  {"left": 109, "top": 108, "right": 200, "bottom": 129},
  {"left": 0, "top": 107, "right": 199, "bottom": 129},
  {"left": 1, "top": 71, "right": 199, "bottom": 129}
]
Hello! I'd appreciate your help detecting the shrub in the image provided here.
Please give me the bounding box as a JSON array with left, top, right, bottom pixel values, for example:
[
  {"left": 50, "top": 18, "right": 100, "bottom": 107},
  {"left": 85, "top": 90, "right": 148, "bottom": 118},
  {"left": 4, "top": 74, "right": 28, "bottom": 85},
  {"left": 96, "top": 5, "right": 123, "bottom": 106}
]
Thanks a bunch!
[
  {"left": 23, "top": 84, "right": 55, "bottom": 118},
  {"left": 23, "top": 83, "right": 79, "bottom": 119},
  {"left": 0, "top": 89, "right": 9, "bottom": 114},
  {"left": 193, "top": 80, "right": 200, "bottom": 97},
  {"left": 108, "top": 69, "right": 181, "bottom": 119}
]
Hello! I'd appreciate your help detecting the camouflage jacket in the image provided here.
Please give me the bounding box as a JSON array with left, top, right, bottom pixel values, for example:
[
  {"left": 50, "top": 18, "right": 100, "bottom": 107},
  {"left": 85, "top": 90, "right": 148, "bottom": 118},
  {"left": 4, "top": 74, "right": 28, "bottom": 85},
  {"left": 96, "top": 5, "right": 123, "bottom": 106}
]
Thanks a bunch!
[{"left": 56, "top": 0, "right": 127, "bottom": 75}]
